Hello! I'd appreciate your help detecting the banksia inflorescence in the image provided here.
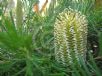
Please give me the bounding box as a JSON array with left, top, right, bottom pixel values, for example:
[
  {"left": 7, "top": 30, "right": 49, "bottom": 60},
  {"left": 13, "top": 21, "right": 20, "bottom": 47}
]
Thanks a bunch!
[
  {"left": 16, "top": 0, "right": 23, "bottom": 28},
  {"left": 54, "top": 8, "right": 88, "bottom": 65}
]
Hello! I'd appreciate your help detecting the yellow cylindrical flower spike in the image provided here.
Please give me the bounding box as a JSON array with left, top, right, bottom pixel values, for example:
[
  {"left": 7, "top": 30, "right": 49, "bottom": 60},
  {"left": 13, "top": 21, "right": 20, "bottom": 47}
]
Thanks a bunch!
[
  {"left": 54, "top": 8, "right": 88, "bottom": 65},
  {"left": 16, "top": 0, "right": 23, "bottom": 29}
]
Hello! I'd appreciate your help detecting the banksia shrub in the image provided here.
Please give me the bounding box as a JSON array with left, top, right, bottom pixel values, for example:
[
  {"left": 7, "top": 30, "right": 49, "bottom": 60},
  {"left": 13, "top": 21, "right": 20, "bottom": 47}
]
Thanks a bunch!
[{"left": 54, "top": 8, "right": 88, "bottom": 65}]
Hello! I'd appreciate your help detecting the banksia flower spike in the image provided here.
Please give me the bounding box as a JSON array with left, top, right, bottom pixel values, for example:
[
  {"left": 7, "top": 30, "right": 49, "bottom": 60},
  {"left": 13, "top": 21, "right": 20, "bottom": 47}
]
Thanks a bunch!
[
  {"left": 16, "top": 0, "right": 23, "bottom": 29},
  {"left": 54, "top": 8, "right": 88, "bottom": 65}
]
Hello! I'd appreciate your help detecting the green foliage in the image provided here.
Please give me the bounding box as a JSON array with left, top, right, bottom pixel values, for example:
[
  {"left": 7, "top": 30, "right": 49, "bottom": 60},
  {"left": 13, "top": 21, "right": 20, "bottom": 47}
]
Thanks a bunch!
[
  {"left": 0, "top": 0, "right": 102, "bottom": 76},
  {"left": 98, "top": 32, "right": 102, "bottom": 56}
]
